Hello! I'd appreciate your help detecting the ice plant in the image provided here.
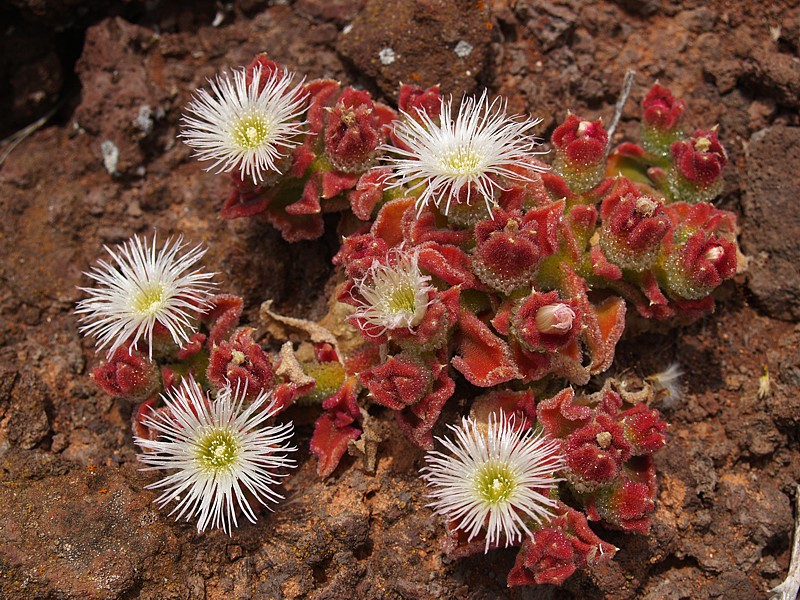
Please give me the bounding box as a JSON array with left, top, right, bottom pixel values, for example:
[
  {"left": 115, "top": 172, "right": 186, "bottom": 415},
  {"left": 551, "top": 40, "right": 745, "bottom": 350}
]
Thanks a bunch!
[
  {"left": 421, "top": 413, "right": 565, "bottom": 552},
  {"left": 135, "top": 376, "right": 297, "bottom": 534},
  {"left": 181, "top": 65, "right": 308, "bottom": 184},
  {"left": 77, "top": 69, "right": 744, "bottom": 588},
  {"left": 383, "top": 92, "right": 545, "bottom": 217},
  {"left": 76, "top": 234, "right": 216, "bottom": 358},
  {"left": 349, "top": 247, "right": 434, "bottom": 337}
]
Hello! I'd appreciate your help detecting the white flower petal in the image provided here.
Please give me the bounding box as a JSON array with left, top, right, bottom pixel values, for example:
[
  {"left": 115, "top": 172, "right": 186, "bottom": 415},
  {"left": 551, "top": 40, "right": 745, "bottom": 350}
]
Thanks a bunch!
[
  {"left": 350, "top": 247, "right": 434, "bottom": 337},
  {"left": 76, "top": 234, "right": 216, "bottom": 358},
  {"left": 382, "top": 92, "right": 546, "bottom": 216},
  {"left": 135, "top": 376, "right": 297, "bottom": 534},
  {"left": 181, "top": 66, "right": 308, "bottom": 184},
  {"left": 421, "top": 412, "right": 564, "bottom": 552}
]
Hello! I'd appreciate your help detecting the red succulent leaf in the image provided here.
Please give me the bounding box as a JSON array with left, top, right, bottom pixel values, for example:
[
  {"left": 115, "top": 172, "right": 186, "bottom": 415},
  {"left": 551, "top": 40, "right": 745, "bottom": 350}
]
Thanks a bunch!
[
  {"left": 568, "top": 204, "right": 598, "bottom": 240},
  {"left": 131, "top": 396, "right": 162, "bottom": 443},
  {"left": 522, "top": 199, "right": 564, "bottom": 258},
  {"left": 291, "top": 142, "right": 316, "bottom": 178},
  {"left": 310, "top": 413, "right": 362, "bottom": 478},
  {"left": 589, "top": 245, "right": 623, "bottom": 280},
  {"left": 550, "top": 341, "right": 590, "bottom": 386},
  {"left": 541, "top": 171, "right": 575, "bottom": 200},
  {"left": 508, "top": 503, "right": 617, "bottom": 587},
  {"left": 508, "top": 527, "right": 576, "bottom": 586},
  {"left": 613, "top": 141, "right": 647, "bottom": 158},
  {"left": 321, "top": 170, "right": 360, "bottom": 200},
  {"left": 442, "top": 519, "right": 498, "bottom": 559},
  {"left": 333, "top": 233, "right": 388, "bottom": 282},
  {"left": 510, "top": 341, "right": 553, "bottom": 383},
  {"left": 322, "top": 375, "right": 361, "bottom": 427},
  {"left": 359, "top": 353, "right": 432, "bottom": 410},
  {"left": 558, "top": 265, "right": 627, "bottom": 376},
  {"left": 314, "top": 342, "right": 340, "bottom": 364},
  {"left": 621, "top": 404, "right": 668, "bottom": 455},
  {"left": 176, "top": 332, "right": 206, "bottom": 360},
  {"left": 498, "top": 157, "right": 553, "bottom": 210},
  {"left": 398, "top": 84, "right": 442, "bottom": 119},
  {"left": 372, "top": 197, "right": 415, "bottom": 248},
  {"left": 264, "top": 205, "right": 326, "bottom": 242},
  {"left": 552, "top": 115, "right": 609, "bottom": 168},
  {"left": 670, "top": 129, "right": 727, "bottom": 188},
  {"left": 342, "top": 343, "right": 382, "bottom": 376},
  {"left": 586, "top": 456, "right": 658, "bottom": 533},
  {"left": 220, "top": 183, "right": 270, "bottom": 219},
  {"left": 536, "top": 388, "right": 593, "bottom": 439},
  {"left": 665, "top": 201, "right": 737, "bottom": 239},
  {"left": 92, "top": 346, "right": 160, "bottom": 399},
  {"left": 401, "top": 204, "right": 472, "bottom": 247},
  {"left": 472, "top": 209, "right": 541, "bottom": 293},
  {"left": 305, "top": 79, "right": 341, "bottom": 135},
  {"left": 599, "top": 178, "right": 671, "bottom": 270},
  {"left": 396, "top": 360, "right": 455, "bottom": 449},
  {"left": 470, "top": 388, "right": 537, "bottom": 431},
  {"left": 452, "top": 308, "right": 521, "bottom": 387},
  {"left": 206, "top": 327, "right": 275, "bottom": 399},
  {"left": 199, "top": 294, "right": 243, "bottom": 347},
  {"left": 642, "top": 84, "right": 686, "bottom": 131},
  {"left": 286, "top": 175, "right": 323, "bottom": 215},
  {"left": 490, "top": 299, "right": 514, "bottom": 336},
  {"left": 661, "top": 231, "right": 737, "bottom": 300},
  {"left": 564, "top": 413, "right": 632, "bottom": 485},
  {"left": 273, "top": 381, "right": 315, "bottom": 414},
  {"left": 160, "top": 366, "right": 178, "bottom": 391},
  {"left": 416, "top": 242, "right": 479, "bottom": 289},
  {"left": 324, "top": 88, "right": 396, "bottom": 172},
  {"left": 589, "top": 296, "right": 627, "bottom": 374},
  {"left": 245, "top": 54, "right": 284, "bottom": 89},
  {"left": 349, "top": 167, "right": 391, "bottom": 220}
]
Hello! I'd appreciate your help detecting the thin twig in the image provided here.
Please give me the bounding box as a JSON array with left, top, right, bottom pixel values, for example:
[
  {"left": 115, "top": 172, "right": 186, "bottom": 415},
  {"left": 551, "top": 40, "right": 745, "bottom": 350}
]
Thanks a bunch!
[
  {"left": 606, "top": 69, "right": 636, "bottom": 150},
  {"left": 0, "top": 102, "right": 62, "bottom": 168},
  {"left": 770, "top": 485, "right": 800, "bottom": 600}
]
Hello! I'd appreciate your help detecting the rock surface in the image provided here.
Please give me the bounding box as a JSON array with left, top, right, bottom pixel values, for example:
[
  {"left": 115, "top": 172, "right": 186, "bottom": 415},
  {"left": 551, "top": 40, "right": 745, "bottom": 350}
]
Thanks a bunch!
[{"left": 742, "top": 126, "right": 800, "bottom": 321}]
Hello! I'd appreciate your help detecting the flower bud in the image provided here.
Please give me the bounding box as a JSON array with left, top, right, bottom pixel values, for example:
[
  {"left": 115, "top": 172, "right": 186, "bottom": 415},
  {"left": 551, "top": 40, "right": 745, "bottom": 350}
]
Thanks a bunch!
[
  {"left": 512, "top": 291, "right": 582, "bottom": 354},
  {"left": 534, "top": 303, "right": 576, "bottom": 334}
]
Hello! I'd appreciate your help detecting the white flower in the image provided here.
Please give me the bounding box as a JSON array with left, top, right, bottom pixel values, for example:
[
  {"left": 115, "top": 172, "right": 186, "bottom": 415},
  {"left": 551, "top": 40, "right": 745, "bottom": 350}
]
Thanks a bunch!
[
  {"left": 382, "top": 92, "right": 545, "bottom": 216},
  {"left": 135, "top": 376, "right": 297, "bottom": 534},
  {"left": 421, "top": 412, "right": 564, "bottom": 552},
  {"left": 181, "top": 66, "right": 308, "bottom": 185},
  {"left": 350, "top": 247, "right": 434, "bottom": 337},
  {"left": 76, "top": 234, "right": 216, "bottom": 358}
]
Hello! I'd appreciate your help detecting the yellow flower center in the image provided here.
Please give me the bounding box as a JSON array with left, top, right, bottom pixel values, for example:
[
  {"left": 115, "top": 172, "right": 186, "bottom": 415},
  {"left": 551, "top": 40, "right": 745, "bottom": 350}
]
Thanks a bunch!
[
  {"left": 442, "top": 144, "right": 482, "bottom": 175},
  {"left": 387, "top": 283, "right": 418, "bottom": 315},
  {"left": 475, "top": 461, "right": 517, "bottom": 505},
  {"left": 132, "top": 283, "right": 166, "bottom": 316},
  {"left": 196, "top": 430, "right": 240, "bottom": 472},
  {"left": 232, "top": 114, "right": 272, "bottom": 150}
]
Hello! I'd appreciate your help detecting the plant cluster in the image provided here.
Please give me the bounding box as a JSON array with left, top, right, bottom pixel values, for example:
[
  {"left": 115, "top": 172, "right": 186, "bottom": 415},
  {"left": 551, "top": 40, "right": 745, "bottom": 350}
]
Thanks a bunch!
[{"left": 76, "top": 54, "right": 739, "bottom": 587}]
